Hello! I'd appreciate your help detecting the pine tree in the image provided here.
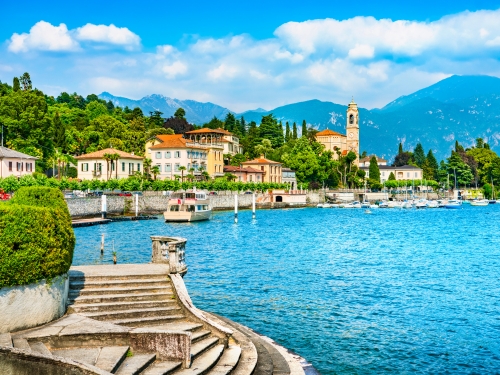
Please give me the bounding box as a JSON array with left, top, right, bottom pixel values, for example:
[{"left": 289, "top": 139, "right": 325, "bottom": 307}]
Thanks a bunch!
[
  {"left": 239, "top": 116, "right": 246, "bottom": 136},
  {"left": 224, "top": 113, "right": 236, "bottom": 133},
  {"left": 398, "top": 142, "right": 403, "bottom": 154},
  {"left": 20, "top": 72, "right": 32, "bottom": 91},
  {"left": 413, "top": 143, "right": 426, "bottom": 167},
  {"left": 301, "top": 120, "right": 307, "bottom": 137},
  {"left": 285, "top": 122, "right": 291, "bottom": 142},
  {"left": 292, "top": 122, "right": 298, "bottom": 139},
  {"left": 425, "top": 149, "right": 439, "bottom": 180},
  {"left": 388, "top": 172, "right": 396, "bottom": 181},
  {"left": 369, "top": 156, "right": 381, "bottom": 182},
  {"left": 54, "top": 112, "right": 66, "bottom": 152},
  {"left": 13, "top": 77, "right": 20, "bottom": 92}
]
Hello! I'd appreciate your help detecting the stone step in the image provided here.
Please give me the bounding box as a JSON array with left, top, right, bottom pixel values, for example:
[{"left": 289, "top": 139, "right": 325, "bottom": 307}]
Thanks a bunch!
[
  {"left": 69, "top": 292, "right": 172, "bottom": 305},
  {"left": 81, "top": 306, "right": 183, "bottom": 321},
  {"left": 12, "top": 338, "right": 31, "bottom": 351},
  {"left": 191, "top": 330, "right": 211, "bottom": 343},
  {"left": 207, "top": 345, "right": 242, "bottom": 375},
  {"left": 145, "top": 321, "right": 204, "bottom": 333},
  {"left": 191, "top": 337, "right": 219, "bottom": 360},
  {"left": 177, "top": 345, "right": 225, "bottom": 375},
  {"left": 70, "top": 278, "right": 168, "bottom": 290},
  {"left": 51, "top": 347, "right": 101, "bottom": 365},
  {"left": 110, "top": 314, "right": 185, "bottom": 327},
  {"left": 69, "top": 272, "right": 168, "bottom": 283},
  {"left": 69, "top": 285, "right": 172, "bottom": 296},
  {"left": 141, "top": 360, "right": 182, "bottom": 375},
  {"left": 95, "top": 346, "right": 130, "bottom": 373},
  {"left": 115, "top": 353, "right": 157, "bottom": 375},
  {"left": 68, "top": 300, "right": 177, "bottom": 313},
  {"left": 29, "top": 341, "right": 52, "bottom": 357},
  {"left": 0, "top": 333, "right": 13, "bottom": 348}
]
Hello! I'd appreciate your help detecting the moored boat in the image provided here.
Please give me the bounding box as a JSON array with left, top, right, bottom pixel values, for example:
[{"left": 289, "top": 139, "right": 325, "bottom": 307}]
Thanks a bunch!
[
  {"left": 444, "top": 199, "right": 462, "bottom": 209},
  {"left": 470, "top": 199, "right": 489, "bottom": 206},
  {"left": 344, "top": 201, "right": 361, "bottom": 208},
  {"left": 415, "top": 199, "right": 427, "bottom": 209},
  {"left": 426, "top": 200, "right": 439, "bottom": 208},
  {"left": 164, "top": 190, "right": 212, "bottom": 222}
]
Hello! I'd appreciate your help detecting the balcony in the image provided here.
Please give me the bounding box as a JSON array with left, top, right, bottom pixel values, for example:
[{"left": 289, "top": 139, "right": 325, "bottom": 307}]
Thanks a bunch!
[{"left": 92, "top": 170, "right": 102, "bottom": 177}]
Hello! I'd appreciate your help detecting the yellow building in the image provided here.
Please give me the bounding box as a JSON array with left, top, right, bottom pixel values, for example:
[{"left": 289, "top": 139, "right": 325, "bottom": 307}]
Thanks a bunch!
[
  {"left": 315, "top": 99, "right": 360, "bottom": 162},
  {"left": 241, "top": 156, "right": 282, "bottom": 183},
  {"left": 75, "top": 148, "right": 143, "bottom": 180}
]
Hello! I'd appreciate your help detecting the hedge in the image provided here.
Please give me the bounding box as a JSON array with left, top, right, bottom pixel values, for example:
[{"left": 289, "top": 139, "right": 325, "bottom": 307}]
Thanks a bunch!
[{"left": 0, "top": 187, "right": 75, "bottom": 288}]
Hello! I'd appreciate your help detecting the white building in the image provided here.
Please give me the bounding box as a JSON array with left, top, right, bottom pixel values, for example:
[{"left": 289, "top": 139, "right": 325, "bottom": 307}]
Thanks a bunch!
[
  {"left": 0, "top": 146, "right": 37, "bottom": 178},
  {"left": 361, "top": 164, "right": 423, "bottom": 183},
  {"left": 358, "top": 155, "right": 387, "bottom": 167},
  {"left": 75, "top": 148, "right": 144, "bottom": 180}
]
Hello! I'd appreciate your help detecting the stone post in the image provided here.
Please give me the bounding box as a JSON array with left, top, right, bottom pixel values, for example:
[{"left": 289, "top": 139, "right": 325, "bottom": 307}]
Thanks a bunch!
[{"left": 150, "top": 236, "right": 188, "bottom": 275}]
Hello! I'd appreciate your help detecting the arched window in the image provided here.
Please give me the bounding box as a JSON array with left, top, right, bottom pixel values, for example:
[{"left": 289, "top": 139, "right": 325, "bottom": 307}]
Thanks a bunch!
[{"left": 349, "top": 114, "right": 354, "bottom": 124}]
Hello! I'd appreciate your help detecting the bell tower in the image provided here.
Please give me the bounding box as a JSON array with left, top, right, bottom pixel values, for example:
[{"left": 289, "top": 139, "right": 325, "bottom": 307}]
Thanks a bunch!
[{"left": 346, "top": 98, "right": 359, "bottom": 162}]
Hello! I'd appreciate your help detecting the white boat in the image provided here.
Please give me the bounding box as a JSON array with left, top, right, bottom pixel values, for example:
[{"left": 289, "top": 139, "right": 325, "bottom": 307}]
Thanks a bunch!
[
  {"left": 437, "top": 199, "right": 448, "bottom": 208},
  {"left": 361, "top": 201, "right": 371, "bottom": 209},
  {"left": 330, "top": 204, "right": 340, "bottom": 208},
  {"left": 461, "top": 200, "right": 471, "bottom": 205},
  {"left": 344, "top": 201, "right": 361, "bottom": 208},
  {"left": 379, "top": 201, "right": 389, "bottom": 208},
  {"left": 415, "top": 199, "right": 427, "bottom": 209},
  {"left": 370, "top": 204, "right": 379, "bottom": 209},
  {"left": 316, "top": 203, "right": 324, "bottom": 208},
  {"left": 470, "top": 199, "right": 489, "bottom": 206},
  {"left": 444, "top": 199, "right": 462, "bottom": 209},
  {"left": 401, "top": 201, "right": 413, "bottom": 209},
  {"left": 426, "top": 200, "right": 439, "bottom": 208},
  {"left": 164, "top": 190, "right": 212, "bottom": 222},
  {"left": 388, "top": 201, "right": 402, "bottom": 209}
]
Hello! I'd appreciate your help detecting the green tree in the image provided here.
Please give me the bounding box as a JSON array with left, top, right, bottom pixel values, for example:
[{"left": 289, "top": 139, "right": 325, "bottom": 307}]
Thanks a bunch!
[
  {"left": 174, "top": 108, "right": 186, "bottom": 119},
  {"left": 259, "top": 114, "right": 283, "bottom": 148},
  {"left": 413, "top": 143, "right": 425, "bottom": 167},
  {"left": 151, "top": 165, "right": 160, "bottom": 180},
  {"left": 292, "top": 122, "right": 298, "bottom": 139},
  {"left": 204, "top": 116, "right": 224, "bottom": 129},
  {"left": 285, "top": 122, "right": 291, "bottom": 143},
  {"left": 369, "top": 156, "right": 381, "bottom": 182},
  {"left": 53, "top": 112, "right": 66, "bottom": 152},
  {"left": 230, "top": 153, "right": 247, "bottom": 166},
  {"left": 20, "top": 72, "right": 32, "bottom": 91},
  {"left": 179, "top": 166, "right": 186, "bottom": 182},
  {"left": 224, "top": 112, "right": 236, "bottom": 133},
  {"left": 388, "top": 172, "right": 396, "bottom": 180},
  {"left": 239, "top": 116, "right": 246, "bottom": 136},
  {"left": 301, "top": 120, "right": 307, "bottom": 137},
  {"left": 254, "top": 139, "right": 273, "bottom": 157},
  {"left": 13, "top": 77, "right": 20, "bottom": 92}
]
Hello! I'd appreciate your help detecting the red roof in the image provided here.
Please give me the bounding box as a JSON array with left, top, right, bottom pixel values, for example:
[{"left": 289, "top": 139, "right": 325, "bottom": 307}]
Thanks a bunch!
[
  {"left": 242, "top": 156, "right": 282, "bottom": 165},
  {"left": 185, "top": 127, "right": 232, "bottom": 135},
  {"left": 149, "top": 134, "right": 206, "bottom": 150},
  {"left": 316, "top": 129, "right": 345, "bottom": 137},
  {"left": 224, "top": 166, "right": 264, "bottom": 174}
]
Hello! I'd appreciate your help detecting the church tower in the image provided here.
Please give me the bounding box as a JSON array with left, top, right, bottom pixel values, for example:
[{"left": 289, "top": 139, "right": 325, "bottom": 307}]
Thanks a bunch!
[{"left": 346, "top": 98, "right": 360, "bottom": 161}]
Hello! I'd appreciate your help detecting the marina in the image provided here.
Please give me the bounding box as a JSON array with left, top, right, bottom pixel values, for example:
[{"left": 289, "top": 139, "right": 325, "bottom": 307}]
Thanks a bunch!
[{"left": 73, "top": 204, "right": 500, "bottom": 375}]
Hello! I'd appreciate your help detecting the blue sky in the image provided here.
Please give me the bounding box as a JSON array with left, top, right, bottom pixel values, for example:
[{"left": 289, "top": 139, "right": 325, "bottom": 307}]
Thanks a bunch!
[{"left": 2, "top": 0, "right": 500, "bottom": 111}]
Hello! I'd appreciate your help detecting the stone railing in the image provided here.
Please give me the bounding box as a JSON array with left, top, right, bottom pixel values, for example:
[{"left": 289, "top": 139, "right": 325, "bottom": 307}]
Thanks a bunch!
[{"left": 150, "top": 236, "right": 187, "bottom": 275}]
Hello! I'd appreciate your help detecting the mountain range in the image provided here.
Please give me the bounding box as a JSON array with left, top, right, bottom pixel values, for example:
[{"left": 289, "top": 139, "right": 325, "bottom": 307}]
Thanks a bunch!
[{"left": 99, "top": 75, "right": 500, "bottom": 162}]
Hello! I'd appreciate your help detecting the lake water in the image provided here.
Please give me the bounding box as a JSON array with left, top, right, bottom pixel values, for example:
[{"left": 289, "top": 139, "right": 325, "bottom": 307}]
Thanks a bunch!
[{"left": 73, "top": 205, "right": 500, "bottom": 374}]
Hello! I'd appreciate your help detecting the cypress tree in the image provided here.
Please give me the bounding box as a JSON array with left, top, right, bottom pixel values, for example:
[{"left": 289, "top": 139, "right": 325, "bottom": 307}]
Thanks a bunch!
[
  {"left": 398, "top": 142, "right": 403, "bottom": 154},
  {"left": 239, "top": 116, "right": 246, "bottom": 136},
  {"left": 388, "top": 172, "right": 396, "bottom": 181},
  {"left": 285, "top": 122, "right": 291, "bottom": 142},
  {"left": 13, "top": 77, "right": 20, "bottom": 92},
  {"left": 413, "top": 143, "right": 426, "bottom": 167},
  {"left": 54, "top": 112, "right": 66, "bottom": 152},
  {"left": 292, "top": 122, "right": 298, "bottom": 139},
  {"left": 426, "top": 149, "right": 439, "bottom": 180},
  {"left": 369, "top": 156, "right": 381, "bottom": 182},
  {"left": 301, "top": 120, "right": 307, "bottom": 137},
  {"left": 224, "top": 113, "right": 236, "bottom": 133}
]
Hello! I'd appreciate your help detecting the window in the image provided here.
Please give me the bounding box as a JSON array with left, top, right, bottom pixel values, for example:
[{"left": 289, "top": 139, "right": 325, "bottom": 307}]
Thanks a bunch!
[
  {"left": 137, "top": 163, "right": 141, "bottom": 172},
  {"left": 25, "top": 163, "right": 32, "bottom": 172},
  {"left": 382, "top": 172, "right": 385, "bottom": 177},
  {"left": 407, "top": 172, "right": 410, "bottom": 178},
  {"left": 249, "top": 175, "right": 253, "bottom": 182},
  {"left": 8, "top": 162, "right": 12, "bottom": 171},
  {"left": 155, "top": 152, "right": 162, "bottom": 159},
  {"left": 175, "top": 163, "right": 180, "bottom": 171},
  {"left": 122, "top": 162, "right": 125, "bottom": 172},
  {"left": 82, "top": 163, "right": 88, "bottom": 172},
  {"left": 415, "top": 172, "right": 418, "bottom": 177},
  {"left": 129, "top": 163, "right": 134, "bottom": 174},
  {"left": 170, "top": 205, "right": 179, "bottom": 212},
  {"left": 165, "top": 151, "right": 171, "bottom": 158},
  {"left": 349, "top": 114, "right": 354, "bottom": 124},
  {"left": 165, "top": 163, "right": 172, "bottom": 172},
  {"left": 174, "top": 151, "right": 181, "bottom": 158},
  {"left": 257, "top": 175, "right": 261, "bottom": 181},
  {"left": 111, "top": 162, "right": 115, "bottom": 171},
  {"left": 156, "top": 164, "right": 162, "bottom": 172},
  {"left": 17, "top": 162, "right": 22, "bottom": 171}
]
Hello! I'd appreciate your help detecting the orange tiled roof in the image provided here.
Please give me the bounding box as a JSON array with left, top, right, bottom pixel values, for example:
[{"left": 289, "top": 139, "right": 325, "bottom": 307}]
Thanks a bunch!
[
  {"left": 75, "top": 148, "right": 143, "bottom": 160},
  {"left": 185, "top": 127, "right": 232, "bottom": 135},
  {"left": 224, "top": 166, "right": 265, "bottom": 174},
  {"left": 316, "top": 129, "right": 345, "bottom": 137},
  {"left": 359, "top": 155, "right": 387, "bottom": 163},
  {"left": 242, "top": 156, "right": 282, "bottom": 165},
  {"left": 149, "top": 134, "right": 209, "bottom": 150}
]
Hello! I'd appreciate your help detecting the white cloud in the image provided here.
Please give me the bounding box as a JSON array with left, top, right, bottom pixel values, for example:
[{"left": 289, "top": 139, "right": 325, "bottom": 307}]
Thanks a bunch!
[
  {"left": 162, "top": 61, "right": 187, "bottom": 78},
  {"left": 156, "top": 45, "right": 176, "bottom": 55},
  {"left": 76, "top": 24, "right": 140, "bottom": 47},
  {"left": 348, "top": 44, "right": 375, "bottom": 59},
  {"left": 208, "top": 64, "right": 239, "bottom": 81},
  {"left": 8, "top": 21, "right": 79, "bottom": 53}
]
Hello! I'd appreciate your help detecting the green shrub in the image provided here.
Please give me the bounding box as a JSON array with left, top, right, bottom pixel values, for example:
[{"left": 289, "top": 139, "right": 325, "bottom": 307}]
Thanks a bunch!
[
  {"left": 0, "top": 187, "right": 74, "bottom": 288},
  {"left": 10, "top": 186, "right": 70, "bottom": 214}
]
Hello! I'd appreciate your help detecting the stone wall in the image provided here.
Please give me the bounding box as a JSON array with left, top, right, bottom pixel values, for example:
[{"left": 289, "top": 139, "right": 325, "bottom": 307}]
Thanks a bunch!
[{"left": 0, "top": 274, "right": 69, "bottom": 333}]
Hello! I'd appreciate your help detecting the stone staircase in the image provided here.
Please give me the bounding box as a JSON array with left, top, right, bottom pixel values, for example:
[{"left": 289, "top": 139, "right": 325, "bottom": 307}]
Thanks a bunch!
[{"left": 3, "top": 264, "right": 310, "bottom": 375}]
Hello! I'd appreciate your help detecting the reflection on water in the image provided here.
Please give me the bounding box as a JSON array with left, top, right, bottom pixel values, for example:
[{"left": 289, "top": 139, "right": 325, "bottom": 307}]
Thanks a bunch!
[{"left": 74, "top": 206, "right": 500, "bottom": 375}]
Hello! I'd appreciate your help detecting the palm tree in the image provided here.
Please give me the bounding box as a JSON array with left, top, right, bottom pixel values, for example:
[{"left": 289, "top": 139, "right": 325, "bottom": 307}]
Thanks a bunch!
[
  {"left": 103, "top": 153, "right": 112, "bottom": 180},
  {"left": 225, "top": 172, "right": 237, "bottom": 182},
  {"left": 109, "top": 153, "right": 120, "bottom": 179},
  {"left": 179, "top": 166, "right": 187, "bottom": 183},
  {"left": 151, "top": 165, "right": 160, "bottom": 180},
  {"left": 143, "top": 158, "right": 152, "bottom": 180}
]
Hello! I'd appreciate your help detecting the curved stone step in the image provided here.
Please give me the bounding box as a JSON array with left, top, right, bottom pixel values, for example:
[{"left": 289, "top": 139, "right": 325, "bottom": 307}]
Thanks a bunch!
[
  {"left": 110, "top": 314, "right": 185, "bottom": 327},
  {"left": 146, "top": 321, "right": 204, "bottom": 333},
  {"left": 81, "top": 306, "right": 182, "bottom": 321},
  {"left": 29, "top": 341, "right": 52, "bottom": 357},
  {"left": 141, "top": 360, "right": 182, "bottom": 375},
  {"left": 69, "top": 285, "right": 172, "bottom": 296},
  {"left": 51, "top": 347, "right": 101, "bottom": 365},
  {"left": 191, "top": 337, "right": 219, "bottom": 359},
  {"left": 115, "top": 353, "right": 156, "bottom": 375},
  {"left": 95, "top": 346, "right": 130, "bottom": 373},
  {"left": 12, "top": 338, "right": 31, "bottom": 351},
  {"left": 177, "top": 344, "right": 225, "bottom": 375},
  {"left": 69, "top": 292, "right": 172, "bottom": 305},
  {"left": 207, "top": 345, "right": 242, "bottom": 375},
  {"left": 69, "top": 300, "right": 178, "bottom": 313},
  {"left": 0, "top": 333, "right": 13, "bottom": 348},
  {"left": 191, "top": 330, "right": 211, "bottom": 343},
  {"left": 70, "top": 278, "right": 167, "bottom": 290}
]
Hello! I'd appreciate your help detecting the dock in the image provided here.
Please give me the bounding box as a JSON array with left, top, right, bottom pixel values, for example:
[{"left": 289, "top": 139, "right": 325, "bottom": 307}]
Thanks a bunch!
[{"left": 71, "top": 215, "right": 158, "bottom": 227}]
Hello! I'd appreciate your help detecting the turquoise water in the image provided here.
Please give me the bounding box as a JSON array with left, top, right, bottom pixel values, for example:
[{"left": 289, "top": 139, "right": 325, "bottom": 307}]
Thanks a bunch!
[{"left": 73, "top": 206, "right": 500, "bottom": 374}]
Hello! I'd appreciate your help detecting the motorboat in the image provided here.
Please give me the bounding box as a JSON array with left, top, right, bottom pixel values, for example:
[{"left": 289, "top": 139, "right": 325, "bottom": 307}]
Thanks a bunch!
[
  {"left": 316, "top": 203, "right": 324, "bottom": 208},
  {"left": 388, "top": 201, "right": 403, "bottom": 209},
  {"left": 444, "top": 199, "right": 462, "bottom": 209},
  {"left": 401, "top": 201, "right": 413, "bottom": 209},
  {"left": 436, "top": 199, "right": 448, "bottom": 208},
  {"left": 470, "top": 199, "right": 489, "bottom": 206},
  {"left": 164, "top": 190, "right": 212, "bottom": 222},
  {"left": 379, "top": 201, "right": 389, "bottom": 208},
  {"left": 415, "top": 199, "right": 427, "bottom": 209},
  {"left": 370, "top": 204, "right": 379, "bottom": 209},
  {"left": 426, "top": 200, "right": 439, "bottom": 208},
  {"left": 361, "top": 201, "right": 371, "bottom": 209},
  {"left": 344, "top": 201, "right": 361, "bottom": 208}
]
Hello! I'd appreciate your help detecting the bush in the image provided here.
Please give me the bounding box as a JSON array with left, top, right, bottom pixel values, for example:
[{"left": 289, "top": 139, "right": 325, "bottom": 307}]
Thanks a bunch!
[{"left": 0, "top": 187, "right": 74, "bottom": 288}]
